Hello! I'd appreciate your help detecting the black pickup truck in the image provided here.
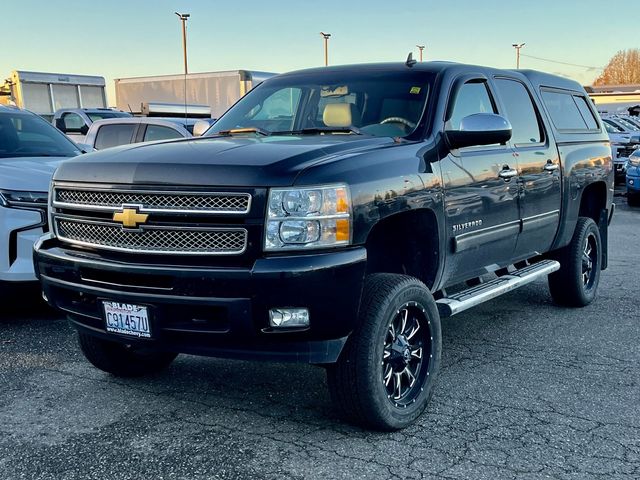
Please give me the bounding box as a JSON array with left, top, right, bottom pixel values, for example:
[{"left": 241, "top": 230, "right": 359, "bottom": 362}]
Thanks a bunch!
[{"left": 34, "top": 62, "right": 614, "bottom": 430}]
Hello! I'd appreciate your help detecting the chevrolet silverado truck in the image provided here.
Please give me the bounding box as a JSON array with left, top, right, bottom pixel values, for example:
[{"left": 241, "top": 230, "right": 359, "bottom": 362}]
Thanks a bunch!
[{"left": 34, "top": 62, "right": 614, "bottom": 430}]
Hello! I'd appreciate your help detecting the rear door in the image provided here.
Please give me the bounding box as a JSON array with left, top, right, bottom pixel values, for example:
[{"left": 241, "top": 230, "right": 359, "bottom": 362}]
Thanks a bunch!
[
  {"left": 493, "top": 77, "right": 561, "bottom": 258},
  {"left": 440, "top": 78, "right": 521, "bottom": 283}
]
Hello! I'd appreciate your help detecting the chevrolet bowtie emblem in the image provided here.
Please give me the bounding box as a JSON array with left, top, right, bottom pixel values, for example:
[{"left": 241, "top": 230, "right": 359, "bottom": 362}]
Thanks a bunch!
[{"left": 113, "top": 208, "right": 149, "bottom": 228}]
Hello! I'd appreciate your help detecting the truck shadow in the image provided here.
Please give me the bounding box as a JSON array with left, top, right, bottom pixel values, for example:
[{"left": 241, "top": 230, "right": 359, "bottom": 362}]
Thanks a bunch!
[
  {"left": 1, "top": 283, "right": 58, "bottom": 322},
  {"left": 124, "top": 280, "right": 554, "bottom": 432}
]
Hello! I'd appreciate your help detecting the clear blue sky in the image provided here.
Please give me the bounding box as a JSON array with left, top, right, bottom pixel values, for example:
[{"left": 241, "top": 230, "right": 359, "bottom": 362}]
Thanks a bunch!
[{"left": 2, "top": 0, "right": 636, "bottom": 105}]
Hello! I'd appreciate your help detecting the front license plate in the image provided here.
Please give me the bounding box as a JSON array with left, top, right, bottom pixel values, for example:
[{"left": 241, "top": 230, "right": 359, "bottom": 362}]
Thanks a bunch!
[{"left": 103, "top": 301, "right": 151, "bottom": 338}]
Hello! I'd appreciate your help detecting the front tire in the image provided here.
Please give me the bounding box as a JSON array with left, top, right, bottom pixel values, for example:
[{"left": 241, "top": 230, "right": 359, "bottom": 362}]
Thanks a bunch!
[
  {"left": 327, "top": 274, "right": 442, "bottom": 431},
  {"left": 78, "top": 332, "right": 178, "bottom": 377},
  {"left": 548, "top": 217, "right": 601, "bottom": 307}
]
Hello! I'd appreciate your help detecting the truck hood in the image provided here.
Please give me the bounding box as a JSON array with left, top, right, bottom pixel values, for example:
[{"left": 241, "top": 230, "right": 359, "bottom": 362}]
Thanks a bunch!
[
  {"left": 0, "top": 157, "right": 68, "bottom": 192},
  {"left": 53, "top": 135, "right": 395, "bottom": 187}
]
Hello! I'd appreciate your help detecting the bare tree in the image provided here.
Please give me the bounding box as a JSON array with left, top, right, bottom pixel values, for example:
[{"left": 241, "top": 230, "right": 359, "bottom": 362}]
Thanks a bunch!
[{"left": 594, "top": 49, "right": 640, "bottom": 85}]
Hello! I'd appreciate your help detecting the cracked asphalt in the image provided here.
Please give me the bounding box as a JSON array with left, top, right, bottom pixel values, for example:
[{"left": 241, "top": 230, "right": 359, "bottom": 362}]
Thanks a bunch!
[{"left": 1, "top": 198, "right": 639, "bottom": 480}]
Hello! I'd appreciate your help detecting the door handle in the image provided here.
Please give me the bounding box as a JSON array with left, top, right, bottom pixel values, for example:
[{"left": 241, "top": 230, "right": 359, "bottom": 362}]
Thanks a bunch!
[
  {"left": 498, "top": 168, "right": 518, "bottom": 180},
  {"left": 544, "top": 162, "right": 559, "bottom": 172}
]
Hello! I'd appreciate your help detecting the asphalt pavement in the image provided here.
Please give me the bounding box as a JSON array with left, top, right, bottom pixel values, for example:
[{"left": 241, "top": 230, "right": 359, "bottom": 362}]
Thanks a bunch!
[{"left": 1, "top": 196, "right": 639, "bottom": 480}]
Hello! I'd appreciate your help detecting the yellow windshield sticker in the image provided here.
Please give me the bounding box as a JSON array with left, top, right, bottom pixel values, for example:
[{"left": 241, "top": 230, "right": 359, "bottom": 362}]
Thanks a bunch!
[
  {"left": 321, "top": 86, "right": 349, "bottom": 97},
  {"left": 410, "top": 86, "right": 421, "bottom": 94}
]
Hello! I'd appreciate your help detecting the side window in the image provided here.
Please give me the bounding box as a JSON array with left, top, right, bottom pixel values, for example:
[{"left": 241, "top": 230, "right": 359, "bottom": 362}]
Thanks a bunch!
[
  {"left": 94, "top": 124, "right": 137, "bottom": 150},
  {"left": 143, "top": 125, "right": 184, "bottom": 142},
  {"left": 448, "top": 81, "right": 496, "bottom": 130},
  {"left": 573, "top": 96, "right": 598, "bottom": 130},
  {"left": 494, "top": 78, "right": 543, "bottom": 145},
  {"left": 541, "top": 90, "right": 597, "bottom": 131},
  {"left": 62, "top": 113, "right": 85, "bottom": 131}
]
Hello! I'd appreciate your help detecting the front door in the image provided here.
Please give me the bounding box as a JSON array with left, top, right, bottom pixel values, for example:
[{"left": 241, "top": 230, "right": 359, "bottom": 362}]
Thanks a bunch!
[{"left": 441, "top": 79, "right": 521, "bottom": 284}]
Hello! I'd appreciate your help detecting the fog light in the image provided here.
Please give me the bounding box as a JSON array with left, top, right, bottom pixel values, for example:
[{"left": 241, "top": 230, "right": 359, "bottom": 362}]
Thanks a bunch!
[{"left": 269, "top": 308, "right": 310, "bottom": 328}]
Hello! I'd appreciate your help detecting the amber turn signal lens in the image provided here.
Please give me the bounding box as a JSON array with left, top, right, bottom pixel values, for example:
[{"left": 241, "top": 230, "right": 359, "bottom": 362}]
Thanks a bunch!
[
  {"left": 336, "top": 219, "right": 350, "bottom": 242},
  {"left": 336, "top": 188, "right": 349, "bottom": 213}
]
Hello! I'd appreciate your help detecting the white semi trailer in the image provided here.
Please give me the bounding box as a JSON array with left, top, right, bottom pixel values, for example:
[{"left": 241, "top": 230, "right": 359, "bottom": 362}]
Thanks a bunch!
[
  {"left": 114, "top": 70, "right": 275, "bottom": 119},
  {"left": 0, "top": 71, "right": 107, "bottom": 121}
]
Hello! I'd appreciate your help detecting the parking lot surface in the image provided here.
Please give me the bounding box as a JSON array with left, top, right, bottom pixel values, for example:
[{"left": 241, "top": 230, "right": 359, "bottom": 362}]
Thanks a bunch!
[{"left": 1, "top": 200, "right": 639, "bottom": 480}]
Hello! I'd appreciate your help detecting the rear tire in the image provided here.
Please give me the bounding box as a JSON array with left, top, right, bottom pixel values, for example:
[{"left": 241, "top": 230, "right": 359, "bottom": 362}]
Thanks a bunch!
[
  {"left": 327, "top": 274, "right": 442, "bottom": 431},
  {"left": 78, "top": 332, "right": 178, "bottom": 377},
  {"left": 548, "top": 217, "right": 601, "bottom": 307}
]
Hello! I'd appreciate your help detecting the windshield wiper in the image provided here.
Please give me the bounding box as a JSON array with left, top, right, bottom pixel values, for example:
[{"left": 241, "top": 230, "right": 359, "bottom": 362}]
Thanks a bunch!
[
  {"left": 275, "top": 126, "right": 363, "bottom": 136},
  {"left": 217, "top": 127, "right": 271, "bottom": 137}
]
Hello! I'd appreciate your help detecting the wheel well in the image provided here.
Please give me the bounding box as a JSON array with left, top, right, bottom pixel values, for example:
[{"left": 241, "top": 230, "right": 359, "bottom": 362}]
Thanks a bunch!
[
  {"left": 365, "top": 209, "right": 439, "bottom": 289},
  {"left": 578, "top": 182, "right": 607, "bottom": 223}
]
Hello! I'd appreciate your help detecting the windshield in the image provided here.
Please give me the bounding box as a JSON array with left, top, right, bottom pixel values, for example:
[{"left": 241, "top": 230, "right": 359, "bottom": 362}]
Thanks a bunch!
[
  {"left": 87, "top": 111, "right": 132, "bottom": 122},
  {"left": 209, "top": 70, "right": 433, "bottom": 138},
  {"left": 0, "top": 111, "right": 81, "bottom": 159}
]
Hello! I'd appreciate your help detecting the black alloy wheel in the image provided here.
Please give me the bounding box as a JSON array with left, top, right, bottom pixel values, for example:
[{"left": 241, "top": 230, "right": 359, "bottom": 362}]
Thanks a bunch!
[{"left": 383, "top": 302, "right": 432, "bottom": 408}]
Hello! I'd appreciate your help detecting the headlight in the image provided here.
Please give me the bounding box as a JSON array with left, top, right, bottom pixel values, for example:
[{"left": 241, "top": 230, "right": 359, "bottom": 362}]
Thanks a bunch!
[
  {"left": 628, "top": 153, "right": 640, "bottom": 167},
  {"left": 0, "top": 189, "right": 48, "bottom": 208},
  {"left": 265, "top": 184, "right": 351, "bottom": 251}
]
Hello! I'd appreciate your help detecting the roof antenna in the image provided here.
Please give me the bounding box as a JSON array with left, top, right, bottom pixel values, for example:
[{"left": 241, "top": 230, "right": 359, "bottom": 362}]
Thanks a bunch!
[{"left": 405, "top": 52, "right": 417, "bottom": 68}]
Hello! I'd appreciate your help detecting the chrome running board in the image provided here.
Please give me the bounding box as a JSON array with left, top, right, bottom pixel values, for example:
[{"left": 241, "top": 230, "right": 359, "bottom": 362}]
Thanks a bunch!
[{"left": 436, "top": 260, "right": 560, "bottom": 317}]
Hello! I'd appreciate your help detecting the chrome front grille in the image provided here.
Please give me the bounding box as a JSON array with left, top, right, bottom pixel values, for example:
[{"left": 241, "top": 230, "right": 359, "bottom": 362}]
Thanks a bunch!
[
  {"left": 51, "top": 184, "right": 254, "bottom": 256},
  {"left": 55, "top": 218, "right": 247, "bottom": 255},
  {"left": 54, "top": 188, "right": 251, "bottom": 214}
]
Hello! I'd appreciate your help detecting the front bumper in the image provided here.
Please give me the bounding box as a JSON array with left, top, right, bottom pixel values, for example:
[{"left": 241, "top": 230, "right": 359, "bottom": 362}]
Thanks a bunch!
[
  {"left": 614, "top": 159, "right": 628, "bottom": 180},
  {"left": 34, "top": 235, "right": 367, "bottom": 363},
  {"left": 626, "top": 165, "right": 640, "bottom": 193},
  {"left": 0, "top": 206, "right": 46, "bottom": 282}
]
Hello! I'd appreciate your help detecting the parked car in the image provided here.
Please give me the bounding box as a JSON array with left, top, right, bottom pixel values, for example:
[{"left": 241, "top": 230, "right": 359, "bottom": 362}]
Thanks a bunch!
[
  {"left": 626, "top": 149, "right": 640, "bottom": 206},
  {"left": 603, "top": 121, "right": 639, "bottom": 183},
  {"left": 604, "top": 115, "right": 640, "bottom": 132},
  {"left": 611, "top": 114, "right": 640, "bottom": 130},
  {"left": 35, "top": 62, "right": 613, "bottom": 430},
  {"left": 53, "top": 108, "right": 132, "bottom": 143},
  {"left": 83, "top": 117, "right": 192, "bottom": 151},
  {"left": 0, "top": 105, "right": 81, "bottom": 287}
]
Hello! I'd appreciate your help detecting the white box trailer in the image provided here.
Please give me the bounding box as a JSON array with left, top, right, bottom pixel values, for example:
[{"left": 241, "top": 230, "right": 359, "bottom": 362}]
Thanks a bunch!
[
  {"left": 115, "top": 70, "right": 275, "bottom": 119},
  {"left": 0, "top": 70, "right": 107, "bottom": 121}
]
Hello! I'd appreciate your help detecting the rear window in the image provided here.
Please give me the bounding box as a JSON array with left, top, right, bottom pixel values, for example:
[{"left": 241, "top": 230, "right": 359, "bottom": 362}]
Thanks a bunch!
[
  {"left": 87, "top": 111, "right": 132, "bottom": 122},
  {"left": 541, "top": 90, "right": 598, "bottom": 131}
]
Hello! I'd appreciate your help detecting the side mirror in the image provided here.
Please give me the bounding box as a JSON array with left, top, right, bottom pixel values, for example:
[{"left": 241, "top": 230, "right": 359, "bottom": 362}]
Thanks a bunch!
[
  {"left": 445, "top": 113, "right": 512, "bottom": 150},
  {"left": 192, "top": 120, "right": 211, "bottom": 137},
  {"left": 55, "top": 118, "right": 67, "bottom": 133},
  {"left": 80, "top": 124, "right": 89, "bottom": 136}
]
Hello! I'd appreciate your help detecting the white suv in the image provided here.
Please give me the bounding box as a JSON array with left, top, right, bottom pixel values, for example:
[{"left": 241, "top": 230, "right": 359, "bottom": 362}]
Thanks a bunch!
[{"left": 0, "top": 106, "right": 81, "bottom": 284}]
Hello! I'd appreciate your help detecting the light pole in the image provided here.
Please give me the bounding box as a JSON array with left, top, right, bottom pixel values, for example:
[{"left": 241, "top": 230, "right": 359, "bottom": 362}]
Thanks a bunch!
[
  {"left": 175, "top": 12, "right": 190, "bottom": 75},
  {"left": 320, "top": 32, "right": 331, "bottom": 66},
  {"left": 512, "top": 43, "right": 525, "bottom": 69},
  {"left": 416, "top": 45, "right": 425, "bottom": 62}
]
